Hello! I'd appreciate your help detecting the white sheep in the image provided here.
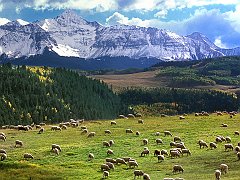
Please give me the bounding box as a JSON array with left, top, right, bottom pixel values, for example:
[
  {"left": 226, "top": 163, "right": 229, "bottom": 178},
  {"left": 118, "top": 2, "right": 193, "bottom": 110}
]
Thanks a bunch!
[
  {"left": 156, "top": 138, "right": 163, "bottom": 145},
  {"left": 215, "top": 169, "right": 221, "bottom": 180},
  {"left": 181, "top": 149, "right": 191, "bottom": 156},
  {"left": 221, "top": 123, "right": 228, "bottom": 127},
  {"left": 105, "top": 130, "right": 111, "bottom": 134},
  {"left": 219, "top": 164, "right": 228, "bottom": 174},
  {"left": 116, "top": 158, "right": 127, "bottom": 165},
  {"left": 87, "top": 132, "right": 96, "bottom": 138},
  {"left": 179, "top": 116, "right": 185, "bottom": 120},
  {"left": 237, "top": 152, "right": 240, "bottom": 160},
  {"left": 52, "top": 148, "right": 59, "bottom": 155},
  {"left": 102, "top": 171, "right": 109, "bottom": 178},
  {"left": 225, "top": 144, "right": 233, "bottom": 151},
  {"left": 161, "top": 149, "right": 168, "bottom": 156},
  {"left": 111, "top": 121, "right": 117, "bottom": 125},
  {"left": 62, "top": 125, "right": 67, "bottom": 130},
  {"left": 24, "top": 153, "right": 34, "bottom": 159},
  {"left": 164, "top": 131, "right": 173, "bottom": 136},
  {"left": 0, "top": 132, "right": 6, "bottom": 138},
  {"left": 107, "top": 149, "right": 114, "bottom": 155},
  {"left": 1, "top": 153, "right": 7, "bottom": 161},
  {"left": 134, "top": 170, "right": 144, "bottom": 178},
  {"left": 103, "top": 141, "right": 110, "bottom": 147},
  {"left": 216, "top": 137, "right": 223, "bottom": 143},
  {"left": 127, "top": 114, "right": 135, "bottom": 118},
  {"left": 36, "top": 125, "right": 41, "bottom": 129},
  {"left": 176, "top": 143, "right": 186, "bottom": 149},
  {"left": 136, "top": 131, "right": 140, "bottom": 136},
  {"left": 155, "top": 132, "right": 160, "bottom": 136},
  {"left": 198, "top": 140, "right": 208, "bottom": 149},
  {"left": 170, "top": 141, "right": 176, "bottom": 147},
  {"left": 81, "top": 129, "right": 88, "bottom": 134},
  {"left": 234, "top": 131, "right": 239, "bottom": 135},
  {"left": 174, "top": 136, "right": 181, "bottom": 142},
  {"left": 38, "top": 128, "right": 44, "bottom": 134},
  {"left": 128, "top": 161, "right": 138, "bottom": 168},
  {"left": 210, "top": 142, "right": 217, "bottom": 149},
  {"left": 0, "top": 135, "right": 6, "bottom": 141},
  {"left": 173, "top": 165, "right": 184, "bottom": 173},
  {"left": 106, "top": 162, "right": 115, "bottom": 170},
  {"left": 52, "top": 144, "right": 62, "bottom": 152},
  {"left": 88, "top": 153, "right": 94, "bottom": 161},
  {"left": 154, "top": 150, "right": 160, "bottom": 156},
  {"left": 126, "top": 129, "right": 133, "bottom": 133},
  {"left": 0, "top": 149, "right": 6, "bottom": 154},
  {"left": 101, "top": 164, "right": 110, "bottom": 171},
  {"left": 141, "top": 149, "right": 150, "bottom": 157},
  {"left": 106, "top": 158, "right": 116, "bottom": 164},
  {"left": 143, "top": 139, "right": 148, "bottom": 145},
  {"left": 225, "top": 136, "right": 231, "bottom": 143},
  {"left": 143, "top": 173, "right": 151, "bottom": 180},
  {"left": 157, "top": 155, "right": 164, "bottom": 162},
  {"left": 122, "top": 157, "right": 132, "bottom": 162},
  {"left": 235, "top": 146, "right": 240, "bottom": 153},
  {"left": 15, "top": 140, "right": 23, "bottom": 147},
  {"left": 170, "top": 150, "right": 180, "bottom": 158},
  {"left": 138, "top": 119, "right": 144, "bottom": 124},
  {"left": 109, "top": 140, "right": 115, "bottom": 146}
]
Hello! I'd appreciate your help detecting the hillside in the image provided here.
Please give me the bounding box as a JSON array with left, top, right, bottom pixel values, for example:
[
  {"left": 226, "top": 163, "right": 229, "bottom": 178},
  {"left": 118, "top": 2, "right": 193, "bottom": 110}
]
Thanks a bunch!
[
  {"left": 0, "top": 114, "right": 240, "bottom": 179},
  {"left": 0, "top": 64, "right": 125, "bottom": 126}
]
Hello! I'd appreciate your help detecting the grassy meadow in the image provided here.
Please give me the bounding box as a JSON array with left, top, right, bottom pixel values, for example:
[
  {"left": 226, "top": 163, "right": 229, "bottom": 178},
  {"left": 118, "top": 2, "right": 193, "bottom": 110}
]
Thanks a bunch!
[{"left": 0, "top": 114, "right": 240, "bottom": 180}]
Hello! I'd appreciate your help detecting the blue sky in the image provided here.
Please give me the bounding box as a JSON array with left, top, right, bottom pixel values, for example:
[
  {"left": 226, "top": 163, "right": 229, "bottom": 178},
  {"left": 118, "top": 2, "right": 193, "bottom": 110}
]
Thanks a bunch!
[{"left": 0, "top": 0, "right": 240, "bottom": 48}]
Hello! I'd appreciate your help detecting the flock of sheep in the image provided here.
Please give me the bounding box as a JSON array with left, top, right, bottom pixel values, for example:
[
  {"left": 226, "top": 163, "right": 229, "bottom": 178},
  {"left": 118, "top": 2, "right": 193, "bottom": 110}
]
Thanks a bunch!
[{"left": 0, "top": 111, "right": 240, "bottom": 179}]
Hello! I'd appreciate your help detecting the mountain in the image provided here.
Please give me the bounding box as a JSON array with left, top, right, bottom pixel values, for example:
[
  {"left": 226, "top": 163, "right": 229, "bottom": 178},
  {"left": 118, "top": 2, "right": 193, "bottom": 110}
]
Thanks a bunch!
[{"left": 0, "top": 10, "right": 239, "bottom": 69}]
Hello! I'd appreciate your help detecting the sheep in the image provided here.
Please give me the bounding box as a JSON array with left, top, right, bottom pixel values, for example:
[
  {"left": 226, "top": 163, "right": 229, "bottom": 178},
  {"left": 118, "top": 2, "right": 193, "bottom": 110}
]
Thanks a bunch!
[
  {"left": 154, "top": 150, "right": 161, "bottom": 156},
  {"left": 174, "top": 178, "right": 184, "bottom": 180},
  {"left": 102, "top": 171, "right": 109, "bottom": 178},
  {"left": 141, "top": 149, "right": 150, "bottom": 157},
  {"left": 235, "top": 146, "right": 240, "bottom": 153},
  {"left": 52, "top": 144, "right": 62, "bottom": 152},
  {"left": 101, "top": 164, "right": 110, "bottom": 171},
  {"left": 1, "top": 153, "right": 7, "bottom": 161},
  {"left": 39, "top": 122, "right": 46, "bottom": 126},
  {"left": 225, "top": 144, "right": 233, "bottom": 151},
  {"left": 164, "top": 131, "right": 173, "bottom": 136},
  {"left": 106, "top": 158, "right": 116, "bottom": 164},
  {"left": 170, "top": 150, "right": 180, "bottom": 158},
  {"left": 143, "top": 139, "right": 148, "bottom": 145},
  {"left": 143, "top": 173, "right": 151, "bottom": 180},
  {"left": 134, "top": 170, "right": 144, "bottom": 178},
  {"left": 163, "top": 178, "right": 174, "bottom": 180},
  {"left": 36, "top": 125, "right": 41, "bottom": 129},
  {"left": 62, "top": 125, "right": 67, "bottom": 130},
  {"left": 215, "top": 170, "right": 221, "bottom": 180},
  {"left": 71, "top": 123, "right": 78, "bottom": 128},
  {"left": 234, "top": 131, "right": 239, "bottom": 135},
  {"left": 81, "top": 129, "right": 88, "bottom": 134},
  {"left": 127, "top": 114, "right": 135, "bottom": 118},
  {"left": 119, "top": 115, "right": 126, "bottom": 119},
  {"left": 136, "top": 131, "right": 140, "bottom": 136},
  {"left": 80, "top": 126, "right": 87, "bottom": 130},
  {"left": 88, "top": 153, "right": 94, "bottom": 161},
  {"left": 128, "top": 161, "right": 138, "bottom": 168},
  {"left": 174, "top": 136, "right": 181, "bottom": 142},
  {"left": 0, "top": 132, "right": 6, "bottom": 138},
  {"left": 179, "top": 116, "right": 185, "bottom": 120},
  {"left": 170, "top": 141, "right": 176, "bottom": 147},
  {"left": 0, "top": 135, "right": 6, "bottom": 141},
  {"left": 24, "top": 153, "right": 34, "bottom": 159},
  {"left": 221, "top": 123, "right": 228, "bottom": 127},
  {"left": 52, "top": 148, "right": 59, "bottom": 155},
  {"left": 176, "top": 143, "right": 186, "bottom": 149},
  {"left": 106, "top": 162, "right": 115, "bottom": 170},
  {"left": 38, "top": 128, "right": 44, "bottom": 134},
  {"left": 220, "top": 164, "right": 228, "bottom": 174},
  {"left": 103, "top": 141, "right": 111, "bottom": 147},
  {"left": 210, "top": 142, "right": 217, "bottom": 149},
  {"left": 155, "top": 132, "right": 160, "bottom": 136},
  {"left": 105, "top": 130, "right": 111, "bottom": 134},
  {"left": 156, "top": 139, "right": 163, "bottom": 145},
  {"left": 157, "top": 155, "right": 164, "bottom": 162},
  {"left": 0, "top": 149, "right": 6, "bottom": 154},
  {"left": 15, "top": 140, "right": 23, "bottom": 147},
  {"left": 111, "top": 121, "right": 117, "bottom": 125},
  {"left": 238, "top": 142, "right": 240, "bottom": 147},
  {"left": 217, "top": 112, "right": 223, "bottom": 116},
  {"left": 138, "top": 119, "right": 144, "bottom": 124},
  {"left": 107, "top": 149, "right": 114, "bottom": 155},
  {"left": 122, "top": 157, "right": 132, "bottom": 162},
  {"left": 126, "top": 129, "right": 133, "bottom": 134},
  {"left": 109, "top": 140, "right": 114, "bottom": 146},
  {"left": 161, "top": 149, "right": 168, "bottom": 156},
  {"left": 225, "top": 136, "right": 231, "bottom": 143},
  {"left": 77, "top": 119, "right": 84, "bottom": 124},
  {"left": 116, "top": 158, "right": 127, "bottom": 165},
  {"left": 87, "top": 132, "right": 96, "bottom": 138},
  {"left": 181, "top": 149, "right": 191, "bottom": 156},
  {"left": 237, "top": 152, "right": 240, "bottom": 160},
  {"left": 173, "top": 165, "right": 184, "bottom": 173},
  {"left": 161, "top": 114, "right": 167, "bottom": 117},
  {"left": 198, "top": 140, "right": 208, "bottom": 149},
  {"left": 216, "top": 137, "right": 223, "bottom": 143},
  {"left": 51, "top": 126, "right": 61, "bottom": 131},
  {"left": 18, "top": 126, "right": 29, "bottom": 131},
  {"left": 135, "top": 113, "right": 142, "bottom": 117}
]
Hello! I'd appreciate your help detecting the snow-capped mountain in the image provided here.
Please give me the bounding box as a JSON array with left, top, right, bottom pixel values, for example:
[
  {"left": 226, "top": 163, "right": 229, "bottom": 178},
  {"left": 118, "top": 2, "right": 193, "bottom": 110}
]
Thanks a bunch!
[{"left": 0, "top": 10, "right": 239, "bottom": 62}]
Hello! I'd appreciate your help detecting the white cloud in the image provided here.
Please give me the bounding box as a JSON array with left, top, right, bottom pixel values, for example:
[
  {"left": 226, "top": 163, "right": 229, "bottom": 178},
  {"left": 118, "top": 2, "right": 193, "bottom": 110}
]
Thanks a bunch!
[
  {"left": 214, "top": 36, "right": 228, "bottom": 48},
  {"left": 154, "top": 9, "right": 168, "bottom": 18},
  {"left": 224, "top": 4, "right": 240, "bottom": 33}
]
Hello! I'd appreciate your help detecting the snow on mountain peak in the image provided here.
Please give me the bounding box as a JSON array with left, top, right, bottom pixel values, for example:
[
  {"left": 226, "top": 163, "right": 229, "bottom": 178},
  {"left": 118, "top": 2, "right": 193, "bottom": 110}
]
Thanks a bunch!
[
  {"left": 0, "top": 18, "right": 10, "bottom": 26},
  {"left": 16, "top": 19, "right": 29, "bottom": 26}
]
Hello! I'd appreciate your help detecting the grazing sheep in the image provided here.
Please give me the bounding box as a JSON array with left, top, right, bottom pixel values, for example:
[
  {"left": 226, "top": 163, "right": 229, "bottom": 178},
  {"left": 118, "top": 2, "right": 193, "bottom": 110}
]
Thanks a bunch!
[
  {"left": 116, "top": 158, "right": 127, "bottom": 165},
  {"left": 101, "top": 164, "right": 110, "bottom": 171},
  {"left": 102, "top": 171, "right": 109, "bottom": 178},
  {"left": 176, "top": 143, "right": 186, "bottom": 149},
  {"left": 81, "top": 129, "right": 88, "bottom": 134},
  {"left": 106, "top": 158, "right": 116, "bottom": 164},
  {"left": 161, "top": 149, "right": 168, "bottom": 156},
  {"left": 126, "top": 129, "right": 133, "bottom": 134},
  {"left": 106, "top": 162, "right": 115, "bottom": 170},
  {"left": 24, "top": 153, "right": 34, "bottom": 159},
  {"left": 87, "top": 132, "right": 96, "bottom": 138},
  {"left": 234, "top": 131, "right": 239, "bottom": 135},
  {"left": 170, "top": 141, "right": 176, "bottom": 147},
  {"left": 143, "top": 139, "right": 148, "bottom": 145},
  {"left": 216, "top": 137, "right": 223, "bottom": 143},
  {"left": 136, "top": 131, "right": 140, "bottom": 136},
  {"left": 0, "top": 132, "right": 6, "bottom": 138},
  {"left": 0, "top": 135, "right": 6, "bottom": 141},
  {"left": 109, "top": 140, "right": 114, "bottom": 146},
  {"left": 198, "top": 140, "right": 208, "bottom": 149},
  {"left": 15, "top": 140, "right": 23, "bottom": 147},
  {"left": 80, "top": 126, "right": 87, "bottom": 130},
  {"left": 39, "top": 123, "right": 46, "bottom": 126},
  {"left": 237, "top": 152, "right": 240, "bottom": 160},
  {"left": 71, "top": 123, "right": 78, "bottom": 128},
  {"left": 127, "top": 114, "right": 135, "bottom": 118},
  {"left": 135, "top": 113, "right": 142, "bottom": 117},
  {"left": 143, "top": 173, "right": 151, "bottom": 180},
  {"left": 52, "top": 148, "right": 59, "bottom": 155},
  {"left": 215, "top": 170, "right": 221, "bottom": 180},
  {"left": 154, "top": 150, "right": 161, "bottom": 156},
  {"left": 18, "top": 126, "right": 29, "bottom": 131},
  {"left": 111, "top": 121, "right": 117, "bottom": 125},
  {"left": 220, "top": 164, "right": 228, "bottom": 174},
  {"left": 134, "top": 170, "right": 144, "bottom": 178},
  {"left": 105, "top": 130, "right": 111, "bottom": 134},
  {"left": 164, "top": 131, "right": 173, "bottom": 136},
  {"left": 128, "top": 161, "right": 138, "bottom": 168},
  {"left": 119, "top": 115, "right": 126, "bottom": 119},
  {"left": 38, "top": 128, "right": 44, "bottom": 134},
  {"left": 170, "top": 150, "right": 180, "bottom": 158},
  {"left": 174, "top": 136, "right": 181, "bottom": 142},
  {"left": 138, "top": 119, "right": 144, "bottom": 124},
  {"left": 36, "top": 125, "right": 41, "bottom": 129},
  {"left": 0, "top": 149, "right": 6, "bottom": 154},
  {"left": 122, "top": 157, "right": 132, "bottom": 162},
  {"left": 210, "top": 142, "right": 217, "bottom": 149},
  {"left": 156, "top": 139, "right": 163, "bottom": 145},
  {"left": 62, "top": 125, "right": 67, "bottom": 130},
  {"left": 221, "top": 123, "right": 228, "bottom": 127},
  {"left": 52, "top": 144, "right": 62, "bottom": 152},
  {"left": 217, "top": 112, "right": 223, "bottom": 116},
  {"left": 179, "top": 116, "right": 185, "bottom": 120},
  {"left": 182, "top": 149, "right": 191, "bottom": 156},
  {"left": 161, "top": 114, "right": 167, "bottom": 117},
  {"left": 107, "top": 149, "right": 114, "bottom": 155},
  {"left": 238, "top": 142, "right": 240, "bottom": 147},
  {"left": 225, "top": 144, "right": 234, "bottom": 151},
  {"left": 141, "top": 149, "right": 150, "bottom": 157},
  {"left": 225, "top": 136, "right": 231, "bottom": 143},
  {"left": 173, "top": 165, "right": 184, "bottom": 173},
  {"left": 155, "top": 132, "right": 160, "bottom": 136},
  {"left": 88, "top": 153, "right": 94, "bottom": 161},
  {"left": 235, "top": 146, "right": 240, "bottom": 153},
  {"left": 157, "top": 155, "right": 164, "bottom": 162},
  {"left": 1, "top": 153, "right": 7, "bottom": 161},
  {"left": 51, "top": 126, "right": 61, "bottom": 131},
  {"left": 103, "top": 141, "right": 111, "bottom": 147}
]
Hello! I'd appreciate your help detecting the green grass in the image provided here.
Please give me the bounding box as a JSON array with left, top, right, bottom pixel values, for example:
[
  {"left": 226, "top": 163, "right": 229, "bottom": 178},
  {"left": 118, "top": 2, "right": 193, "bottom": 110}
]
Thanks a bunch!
[{"left": 0, "top": 114, "right": 240, "bottom": 180}]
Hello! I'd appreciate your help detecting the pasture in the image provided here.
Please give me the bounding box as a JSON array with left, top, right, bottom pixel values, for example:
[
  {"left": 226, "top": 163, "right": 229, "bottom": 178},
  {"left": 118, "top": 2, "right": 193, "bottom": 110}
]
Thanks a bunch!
[{"left": 0, "top": 114, "right": 240, "bottom": 180}]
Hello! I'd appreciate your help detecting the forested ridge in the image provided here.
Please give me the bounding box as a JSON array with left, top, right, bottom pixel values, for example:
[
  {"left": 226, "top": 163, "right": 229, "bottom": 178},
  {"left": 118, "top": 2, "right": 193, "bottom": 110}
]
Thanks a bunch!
[{"left": 0, "top": 64, "right": 125, "bottom": 126}]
